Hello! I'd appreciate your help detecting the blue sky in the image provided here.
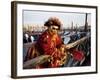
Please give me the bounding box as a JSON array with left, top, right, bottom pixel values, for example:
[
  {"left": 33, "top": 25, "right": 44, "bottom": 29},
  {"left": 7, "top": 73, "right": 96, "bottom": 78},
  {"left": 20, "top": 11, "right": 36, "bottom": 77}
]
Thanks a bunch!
[{"left": 23, "top": 10, "right": 91, "bottom": 28}]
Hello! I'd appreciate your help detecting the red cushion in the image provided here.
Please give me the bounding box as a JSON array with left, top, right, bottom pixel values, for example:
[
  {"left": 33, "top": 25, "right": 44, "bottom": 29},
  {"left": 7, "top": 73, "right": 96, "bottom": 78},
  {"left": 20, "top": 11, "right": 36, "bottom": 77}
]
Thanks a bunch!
[{"left": 72, "top": 50, "right": 84, "bottom": 61}]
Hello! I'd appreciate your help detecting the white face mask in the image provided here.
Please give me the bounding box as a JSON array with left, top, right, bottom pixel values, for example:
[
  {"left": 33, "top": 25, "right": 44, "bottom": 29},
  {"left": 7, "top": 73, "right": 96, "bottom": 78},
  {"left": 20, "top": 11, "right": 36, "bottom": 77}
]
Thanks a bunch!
[
  {"left": 49, "top": 26, "right": 59, "bottom": 35},
  {"left": 51, "top": 25, "right": 59, "bottom": 30}
]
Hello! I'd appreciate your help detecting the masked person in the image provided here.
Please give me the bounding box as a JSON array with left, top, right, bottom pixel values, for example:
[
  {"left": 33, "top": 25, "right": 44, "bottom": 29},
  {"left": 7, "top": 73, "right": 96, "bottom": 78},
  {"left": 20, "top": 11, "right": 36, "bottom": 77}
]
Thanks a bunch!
[{"left": 24, "top": 17, "right": 67, "bottom": 68}]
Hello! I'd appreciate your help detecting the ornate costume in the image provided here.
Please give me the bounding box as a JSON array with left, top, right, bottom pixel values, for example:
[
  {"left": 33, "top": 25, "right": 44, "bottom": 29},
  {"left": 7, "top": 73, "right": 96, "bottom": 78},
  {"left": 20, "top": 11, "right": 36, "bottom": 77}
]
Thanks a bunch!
[
  {"left": 24, "top": 17, "right": 67, "bottom": 68},
  {"left": 36, "top": 30, "right": 67, "bottom": 68}
]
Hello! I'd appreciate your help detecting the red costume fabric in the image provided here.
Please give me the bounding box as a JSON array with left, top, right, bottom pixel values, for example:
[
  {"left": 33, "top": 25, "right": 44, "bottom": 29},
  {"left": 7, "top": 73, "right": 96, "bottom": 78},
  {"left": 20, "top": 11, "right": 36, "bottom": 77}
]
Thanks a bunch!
[{"left": 36, "top": 30, "right": 65, "bottom": 68}]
